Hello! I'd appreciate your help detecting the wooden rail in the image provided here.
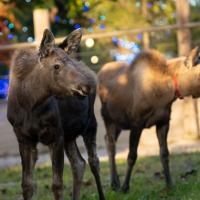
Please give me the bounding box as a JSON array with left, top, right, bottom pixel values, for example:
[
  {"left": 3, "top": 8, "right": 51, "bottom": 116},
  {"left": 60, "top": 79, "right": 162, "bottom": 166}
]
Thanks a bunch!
[{"left": 0, "top": 22, "right": 200, "bottom": 51}]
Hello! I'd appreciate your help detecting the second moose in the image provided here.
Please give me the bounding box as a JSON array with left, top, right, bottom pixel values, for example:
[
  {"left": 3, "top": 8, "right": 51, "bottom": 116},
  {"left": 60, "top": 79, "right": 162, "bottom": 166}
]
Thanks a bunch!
[{"left": 98, "top": 48, "right": 200, "bottom": 192}]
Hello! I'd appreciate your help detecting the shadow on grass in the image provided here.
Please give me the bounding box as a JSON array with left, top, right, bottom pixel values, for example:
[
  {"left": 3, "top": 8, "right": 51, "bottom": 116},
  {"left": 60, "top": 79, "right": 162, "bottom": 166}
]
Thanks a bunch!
[{"left": 0, "top": 152, "right": 200, "bottom": 200}]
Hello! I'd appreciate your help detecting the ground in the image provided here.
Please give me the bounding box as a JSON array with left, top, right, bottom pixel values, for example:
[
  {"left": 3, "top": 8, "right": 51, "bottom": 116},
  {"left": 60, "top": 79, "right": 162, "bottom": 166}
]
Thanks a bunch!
[
  {"left": 1, "top": 97, "right": 200, "bottom": 167},
  {"left": 1, "top": 96, "right": 200, "bottom": 199},
  {"left": 0, "top": 153, "right": 200, "bottom": 200}
]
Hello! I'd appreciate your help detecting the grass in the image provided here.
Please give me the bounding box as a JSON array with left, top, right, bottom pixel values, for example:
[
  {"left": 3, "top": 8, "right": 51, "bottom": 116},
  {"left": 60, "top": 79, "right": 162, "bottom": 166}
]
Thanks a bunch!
[{"left": 0, "top": 152, "right": 200, "bottom": 200}]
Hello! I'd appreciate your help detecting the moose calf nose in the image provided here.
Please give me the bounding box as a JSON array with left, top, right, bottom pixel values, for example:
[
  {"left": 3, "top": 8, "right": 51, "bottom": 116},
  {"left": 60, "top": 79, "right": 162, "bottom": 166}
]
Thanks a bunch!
[
  {"left": 81, "top": 85, "right": 91, "bottom": 95},
  {"left": 77, "top": 84, "right": 91, "bottom": 96}
]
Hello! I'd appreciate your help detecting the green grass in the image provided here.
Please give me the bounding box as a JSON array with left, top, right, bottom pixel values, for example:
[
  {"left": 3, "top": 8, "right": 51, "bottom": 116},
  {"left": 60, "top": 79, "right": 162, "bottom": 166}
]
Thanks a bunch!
[{"left": 0, "top": 152, "right": 200, "bottom": 200}]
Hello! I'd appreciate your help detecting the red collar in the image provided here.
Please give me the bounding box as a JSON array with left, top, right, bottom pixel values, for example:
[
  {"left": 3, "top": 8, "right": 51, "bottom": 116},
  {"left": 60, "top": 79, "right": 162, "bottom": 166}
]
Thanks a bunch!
[{"left": 173, "top": 75, "right": 183, "bottom": 99}]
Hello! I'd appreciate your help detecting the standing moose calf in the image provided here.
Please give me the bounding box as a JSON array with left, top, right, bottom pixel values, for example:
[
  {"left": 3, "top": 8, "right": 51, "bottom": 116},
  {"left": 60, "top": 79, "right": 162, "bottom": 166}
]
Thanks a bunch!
[
  {"left": 98, "top": 48, "right": 200, "bottom": 192},
  {"left": 7, "top": 29, "right": 105, "bottom": 200}
]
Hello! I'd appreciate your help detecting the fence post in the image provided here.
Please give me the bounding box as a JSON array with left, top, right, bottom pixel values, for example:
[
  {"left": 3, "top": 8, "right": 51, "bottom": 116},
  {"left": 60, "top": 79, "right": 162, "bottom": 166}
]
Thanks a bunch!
[
  {"left": 176, "top": 0, "right": 191, "bottom": 56},
  {"left": 176, "top": 0, "right": 200, "bottom": 138},
  {"left": 33, "top": 9, "right": 50, "bottom": 42},
  {"left": 142, "top": 0, "right": 150, "bottom": 49}
]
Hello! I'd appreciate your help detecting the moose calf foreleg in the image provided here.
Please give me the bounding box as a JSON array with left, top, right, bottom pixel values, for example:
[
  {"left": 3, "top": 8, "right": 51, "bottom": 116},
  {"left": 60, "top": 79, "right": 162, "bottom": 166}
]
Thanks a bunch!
[
  {"left": 65, "top": 141, "right": 86, "bottom": 200},
  {"left": 121, "top": 128, "right": 142, "bottom": 193},
  {"left": 19, "top": 143, "right": 37, "bottom": 200},
  {"left": 49, "top": 138, "right": 64, "bottom": 200},
  {"left": 156, "top": 123, "right": 172, "bottom": 188}
]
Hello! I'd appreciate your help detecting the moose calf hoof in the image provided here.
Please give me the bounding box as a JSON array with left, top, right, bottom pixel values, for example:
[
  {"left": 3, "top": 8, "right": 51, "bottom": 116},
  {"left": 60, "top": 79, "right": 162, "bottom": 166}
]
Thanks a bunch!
[
  {"left": 111, "top": 177, "right": 120, "bottom": 191},
  {"left": 121, "top": 184, "right": 129, "bottom": 193},
  {"left": 166, "top": 181, "right": 173, "bottom": 190}
]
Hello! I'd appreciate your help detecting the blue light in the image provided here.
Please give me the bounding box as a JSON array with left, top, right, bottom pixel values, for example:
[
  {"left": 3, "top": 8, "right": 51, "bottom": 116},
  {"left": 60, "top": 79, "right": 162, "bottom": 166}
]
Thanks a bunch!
[
  {"left": 99, "top": 15, "right": 106, "bottom": 20},
  {"left": 62, "top": 19, "right": 67, "bottom": 24},
  {"left": 7, "top": 34, "right": 14, "bottom": 40},
  {"left": 83, "top": 5, "right": 89, "bottom": 12},
  {"left": 114, "top": 53, "right": 136, "bottom": 64},
  {"left": 3, "top": 20, "right": 9, "bottom": 26},
  {"left": 118, "top": 39, "right": 140, "bottom": 53},
  {"left": 55, "top": 15, "right": 60, "bottom": 23},
  {"left": 74, "top": 24, "right": 81, "bottom": 29},
  {"left": 100, "top": 24, "right": 105, "bottom": 30},
  {"left": 89, "top": 18, "right": 95, "bottom": 24},
  {"left": 147, "top": 2, "right": 153, "bottom": 8},
  {"left": 8, "top": 23, "right": 14, "bottom": 29},
  {"left": 137, "top": 33, "right": 143, "bottom": 40},
  {"left": 0, "top": 77, "right": 9, "bottom": 99},
  {"left": 27, "top": 37, "right": 34, "bottom": 42},
  {"left": 112, "top": 37, "right": 118, "bottom": 45},
  {"left": 87, "top": 27, "right": 93, "bottom": 32}
]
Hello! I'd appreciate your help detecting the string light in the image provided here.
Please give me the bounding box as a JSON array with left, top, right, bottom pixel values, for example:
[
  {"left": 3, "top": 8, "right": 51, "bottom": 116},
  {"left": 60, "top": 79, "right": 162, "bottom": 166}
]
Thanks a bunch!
[
  {"left": 54, "top": 16, "right": 60, "bottom": 23},
  {"left": 99, "top": 24, "right": 105, "bottom": 30},
  {"left": 74, "top": 24, "right": 81, "bottom": 29},
  {"left": 8, "top": 23, "right": 14, "bottom": 29},
  {"left": 69, "top": 19, "right": 74, "bottom": 24},
  {"left": 7, "top": 34, "right": 14, "bottom": 40},
  {"left": 99, "top": 15, "right": 106, "bottom": 21},
  {"left": 147, "top": 2, "right": 153, "bottom": 8},
  {"left": 89, "top": 18, "right": 95, "bottom": 24},
  {"left": 82, "top": 5, "right": 89, "bottom": 12},
  {"left": 91, "top": 56, "right": 99, "bottom": 64},
  {"left": 22, "top": 26, "right": 28, "bottom": 32},
  {"left": 62, "top": 19, "right": 67, "bottom": 24},
  {"left": 27, "top": 37, "right": 34, "bottom": 42},
  {"left": 137, "top": 33, "right": 143, "bottom": 40},
  {"left": 3, "top": 20, "right": 9, "bottom": 26},
  {"left": 87, "top": 27, "right": 93, "bottom": 32},
  {"left": 85, "top": 38, "right": 94, "bottom": 48}
]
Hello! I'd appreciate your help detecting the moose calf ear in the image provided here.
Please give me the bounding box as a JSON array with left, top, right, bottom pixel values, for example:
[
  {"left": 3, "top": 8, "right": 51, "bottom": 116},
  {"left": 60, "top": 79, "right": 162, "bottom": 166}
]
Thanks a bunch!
[
  {"left": 39, "top": 29, "right": 55, "bottom": 58},
  {"left": 185, "top": 46, "right": 200, "bottom": 68},
  {"left": 58, "top": 28, "right": 82, "bottom": 55}
]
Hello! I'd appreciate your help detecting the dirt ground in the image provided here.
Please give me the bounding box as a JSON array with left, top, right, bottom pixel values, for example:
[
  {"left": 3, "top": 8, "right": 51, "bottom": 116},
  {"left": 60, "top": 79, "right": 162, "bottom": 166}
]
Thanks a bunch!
[{"left": 0, "top": 97, "right": 200, "bottom": 167}]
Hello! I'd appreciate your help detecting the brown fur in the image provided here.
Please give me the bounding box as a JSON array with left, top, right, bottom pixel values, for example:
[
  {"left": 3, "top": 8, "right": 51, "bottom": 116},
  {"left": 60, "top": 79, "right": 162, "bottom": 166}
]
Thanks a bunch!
[
  {"left": 7, "top": 29, "right": 105, "bottom": 200},
  {"left": 98, "top": 48, "right": 200, "bottom": 192}
]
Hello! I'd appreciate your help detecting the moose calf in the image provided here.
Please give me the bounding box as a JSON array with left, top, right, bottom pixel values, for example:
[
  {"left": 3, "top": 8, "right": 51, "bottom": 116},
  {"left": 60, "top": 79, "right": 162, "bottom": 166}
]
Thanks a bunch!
[
  {"left": 7, "top": 29, "right": 105, "bottom": 200},
  {"left": 98, "top": 48, "right": 200, "bottom": 192}
]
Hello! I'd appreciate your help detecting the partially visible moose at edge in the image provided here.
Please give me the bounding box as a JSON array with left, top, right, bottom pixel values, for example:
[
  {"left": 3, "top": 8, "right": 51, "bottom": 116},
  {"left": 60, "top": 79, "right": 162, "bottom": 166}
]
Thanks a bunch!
[
  {"left": 7, "top": 29, "right": 105, "bottom": 200},
  {"left": 97, "top": 47, "right": 200, "bottom": 192}
]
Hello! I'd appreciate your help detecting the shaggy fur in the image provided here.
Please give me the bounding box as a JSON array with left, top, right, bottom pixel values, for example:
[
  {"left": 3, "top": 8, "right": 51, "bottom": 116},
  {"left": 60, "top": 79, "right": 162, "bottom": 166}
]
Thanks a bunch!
[
  {"left": 98, "top": 48, "right": 200, "bottom": 192},
  {"left": 7, "top": 29, "right": 105, "bottom": 200}
]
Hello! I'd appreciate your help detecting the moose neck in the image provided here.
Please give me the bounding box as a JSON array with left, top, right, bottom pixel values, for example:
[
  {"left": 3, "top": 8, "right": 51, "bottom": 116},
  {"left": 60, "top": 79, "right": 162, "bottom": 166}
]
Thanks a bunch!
[
  {"left": 176, "top": 66, "right": 200, "bottom": 98},
  {"left": 9, "top": 65, "right": 50, "bottom": 110}
]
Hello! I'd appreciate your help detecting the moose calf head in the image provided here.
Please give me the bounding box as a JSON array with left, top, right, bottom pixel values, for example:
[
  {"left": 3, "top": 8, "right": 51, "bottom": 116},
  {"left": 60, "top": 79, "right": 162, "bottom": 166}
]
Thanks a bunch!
[{"left": 38, "top": 29, "right": 95, "bottom": 98}]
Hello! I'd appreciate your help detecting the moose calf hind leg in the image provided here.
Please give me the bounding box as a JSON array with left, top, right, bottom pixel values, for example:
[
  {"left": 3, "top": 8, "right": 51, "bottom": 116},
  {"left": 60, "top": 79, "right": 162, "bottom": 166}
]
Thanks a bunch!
[
  {"left": 104, "top": 124, "right": 121, "bottom": 191},
  {"left": 121, "top": 129, "right": 142, "bottom": 193},
  {"left": 65, "top": 141, "right": 86, "bottom": 200},
  {"left": 84, "top": 134, "right": 106, "bottom": 200},
  {"left": 156, "top": 123, "right": 173, "bottom": 188}
]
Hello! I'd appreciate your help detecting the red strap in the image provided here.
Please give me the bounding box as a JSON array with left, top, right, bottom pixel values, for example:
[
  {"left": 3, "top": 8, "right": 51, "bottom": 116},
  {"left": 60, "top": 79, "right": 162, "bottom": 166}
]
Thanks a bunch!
[{"left": 173, "top": 75, "right": 183, "bottom": 99}]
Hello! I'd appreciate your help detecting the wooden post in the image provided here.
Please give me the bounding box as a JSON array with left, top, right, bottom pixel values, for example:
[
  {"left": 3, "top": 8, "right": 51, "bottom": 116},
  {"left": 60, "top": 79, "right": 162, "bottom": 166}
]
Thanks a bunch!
[
  {"left": 142, "top": 0, "right": 150, "bottom": 49},
  {"left": 176, "top": 0, "right": 191, "bottom": 56},
  {"left": 176, "top": 0, "right": 200, "bottom": 138},
  {"left": 33, "top": 9, "right": 50, "bottom": 42}
]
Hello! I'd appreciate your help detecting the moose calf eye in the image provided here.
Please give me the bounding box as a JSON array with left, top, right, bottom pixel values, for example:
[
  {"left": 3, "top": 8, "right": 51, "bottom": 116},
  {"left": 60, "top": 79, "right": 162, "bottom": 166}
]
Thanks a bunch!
[{"left": 54, "top": 64, "right": 60, "bottom": 70}]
